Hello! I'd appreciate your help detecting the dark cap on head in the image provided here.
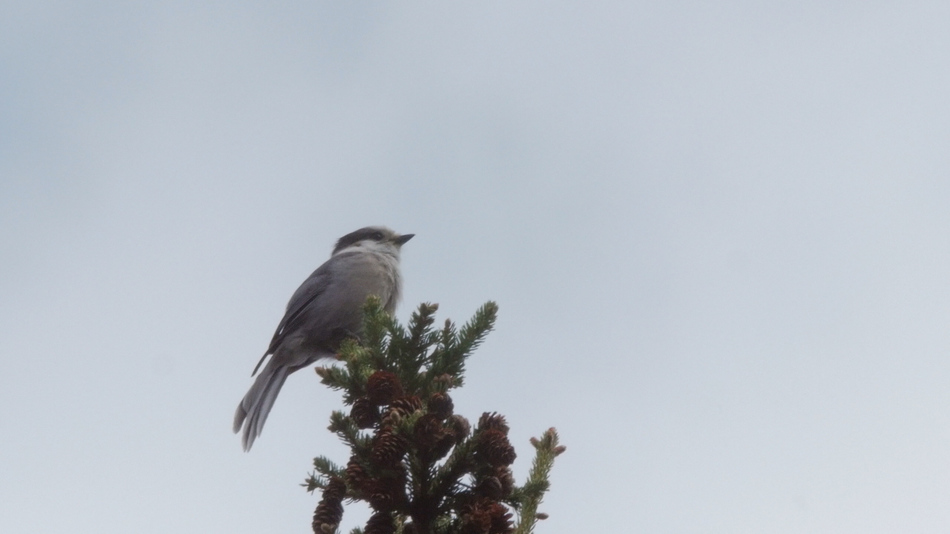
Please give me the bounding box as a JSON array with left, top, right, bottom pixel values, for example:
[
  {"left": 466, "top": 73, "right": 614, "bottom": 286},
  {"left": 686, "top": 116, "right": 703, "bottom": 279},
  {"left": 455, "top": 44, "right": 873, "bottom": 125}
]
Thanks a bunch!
[{"left": 333, "top": 226, "right": 412, "bottom": 255}]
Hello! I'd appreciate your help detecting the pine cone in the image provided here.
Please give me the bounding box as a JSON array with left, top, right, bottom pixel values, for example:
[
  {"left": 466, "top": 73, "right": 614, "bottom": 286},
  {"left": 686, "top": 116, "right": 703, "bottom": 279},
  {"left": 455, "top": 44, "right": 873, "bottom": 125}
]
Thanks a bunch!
[
  {"left": 476, "top": 412, "right": 510, "bottom": 434},
  {"left": 487, "top": 502, "right": 514, "bottom": 534},
  {"left": 311, "top": 477, "right": 345, "bottom": 534},
  {"left": 475, "top": 429, "right": 516, "bottom": 467},
  {"left": 475, "top": 476, "right": 503, "bottom": 500},
  {"left": 382, "top": 395, "right": 423, "bottom": 426},
  {"left": 459, "top": 500, "right": 493, "bottom": 534},
  {"left": 432, "top": 373, "right": 456, "bottom": 389},
  {"left": 351, "top": 396, "right": 381, "bottom": 429},
  {"left": 413, "top": 413, "right": 444, "bottom": 450},
  {"left": 446, "top": 414, "right": 471, "bottom": 440},
  {"left": 345, "top": 457, "right": 368, "bottom": 494},
  {"left": 368, "top": 485, "right": 396, "bottom": 511},
  {"left": 366, "top": 472, "right": 408, "bottom": 511},
  {"left": 364, "top": 511, "right": 395, "bottom": 534},
  {"left": 367, "top": 371, "right": 403, "bottom": 406},
  {"left": 493, "top": 466, "right": 515, "bottom": 497},
  {"left": 371, "top": 428, "right": 408, "bottom": 466},
  {"left": 323, "top": 476, "right": 346, "bottom": 501},
  {"left": 428, "top": 392, "right": 454, "bottom": 420}
]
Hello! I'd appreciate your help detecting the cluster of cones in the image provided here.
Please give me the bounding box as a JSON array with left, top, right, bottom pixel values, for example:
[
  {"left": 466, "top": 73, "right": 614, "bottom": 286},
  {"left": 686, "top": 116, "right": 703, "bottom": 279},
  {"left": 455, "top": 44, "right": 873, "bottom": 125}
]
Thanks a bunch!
[{"left": 312, "top": 371, "right": 519, "bottom": 534}]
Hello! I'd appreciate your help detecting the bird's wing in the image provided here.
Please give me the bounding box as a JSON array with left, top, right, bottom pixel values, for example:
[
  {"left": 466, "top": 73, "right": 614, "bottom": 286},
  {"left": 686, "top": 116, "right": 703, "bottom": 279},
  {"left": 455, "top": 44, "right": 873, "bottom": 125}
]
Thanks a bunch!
[{"left": 251, "top": 261, "right": 334, "bottom": 375}]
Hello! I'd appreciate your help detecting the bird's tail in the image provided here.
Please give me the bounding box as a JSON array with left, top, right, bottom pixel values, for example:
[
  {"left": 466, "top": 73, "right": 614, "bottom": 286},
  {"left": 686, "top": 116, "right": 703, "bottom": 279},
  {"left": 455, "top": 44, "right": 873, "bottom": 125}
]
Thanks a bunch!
[{"left": 233, "top": 359, "right": 289, "bottom": 451}]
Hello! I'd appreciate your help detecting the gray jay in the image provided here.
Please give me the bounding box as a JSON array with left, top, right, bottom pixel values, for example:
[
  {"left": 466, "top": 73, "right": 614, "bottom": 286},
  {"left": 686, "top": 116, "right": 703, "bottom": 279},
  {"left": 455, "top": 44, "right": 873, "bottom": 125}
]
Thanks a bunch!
[{"left": 233, "top": 226, "right": 413, "bottom": 451}]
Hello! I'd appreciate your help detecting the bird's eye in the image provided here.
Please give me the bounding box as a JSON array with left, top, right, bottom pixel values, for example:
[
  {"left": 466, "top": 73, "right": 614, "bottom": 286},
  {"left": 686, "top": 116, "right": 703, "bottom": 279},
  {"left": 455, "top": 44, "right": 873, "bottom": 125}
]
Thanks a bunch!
[{"left": 372, "top": 231, "right": 385, "bottom": 240}]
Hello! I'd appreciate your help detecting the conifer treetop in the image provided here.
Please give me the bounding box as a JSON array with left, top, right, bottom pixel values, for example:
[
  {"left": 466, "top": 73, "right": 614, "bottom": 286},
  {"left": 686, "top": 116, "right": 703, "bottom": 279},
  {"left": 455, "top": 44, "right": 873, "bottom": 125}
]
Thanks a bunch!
[{"left": 304, "top": 297, "right": 564, "bottom": 534}]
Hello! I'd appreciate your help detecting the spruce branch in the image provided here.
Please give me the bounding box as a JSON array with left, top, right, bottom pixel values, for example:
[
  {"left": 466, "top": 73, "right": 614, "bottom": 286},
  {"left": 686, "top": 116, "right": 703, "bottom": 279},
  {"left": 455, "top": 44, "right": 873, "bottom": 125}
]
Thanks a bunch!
[
  {"left": 407, "top": 303, "right": 439, "bottom": 350},
  {"left": 510, "top": 429, "right": 564, "bottom": 534},
  {"left": 304, "top": 457, "right": 345, "bottom": 492},
  {"left": 305, "top": 299, "right": 562, "bottom": 534},
  {"left": 316, "top": 365, "right": 354, "bottom": 392},
  {"left": 314, "top": 456, "right": 345, "bottom": 478}
]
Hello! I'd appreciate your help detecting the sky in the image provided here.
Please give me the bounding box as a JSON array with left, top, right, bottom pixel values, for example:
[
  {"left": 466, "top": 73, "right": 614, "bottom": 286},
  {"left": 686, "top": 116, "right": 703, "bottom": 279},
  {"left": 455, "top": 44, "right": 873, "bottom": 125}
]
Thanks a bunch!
[{"left": 2, "top": 2, "right": 950, "bottom": 533}]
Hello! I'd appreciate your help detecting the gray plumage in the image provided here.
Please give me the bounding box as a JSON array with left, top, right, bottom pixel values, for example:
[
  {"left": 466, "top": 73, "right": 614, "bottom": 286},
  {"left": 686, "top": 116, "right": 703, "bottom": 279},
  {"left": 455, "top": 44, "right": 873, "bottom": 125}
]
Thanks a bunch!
[{"left": 233, "top": 226, "right": 413, "bottom": 451}]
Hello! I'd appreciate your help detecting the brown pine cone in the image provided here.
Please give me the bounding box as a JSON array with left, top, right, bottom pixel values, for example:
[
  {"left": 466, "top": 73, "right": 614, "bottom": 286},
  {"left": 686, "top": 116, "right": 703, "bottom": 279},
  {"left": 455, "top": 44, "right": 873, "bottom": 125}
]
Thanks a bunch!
[
  {"left": 475, "top": 429, "right": 516, "bottom": 467},
  {"left": 345, "top": 456, "right": 368, "bottom": 494},
  {"left": 476, "top": 412, "right": 510, "bottom": 434},
  {"left": 382, "top": 395, "right": 423, "bottom": 426},
  {"left": 366, "top": 371, "right": 403, "bottom": 405},
  {"left": 428, "top": 392, "right": 454, "bottom": 420},
  {"left": 364, "top": 511, "right": 395, "bottom": 534},
  {"left": 487, "top": 502, "right": 514, "bottom": 534},
  {"left": 371, "top": 428, "right": 408, "bottom": 466},
  {"left": 311, "top": 477, "right": 346, "bottom": 534},
  {"left": 351, "top": 396, "right": 381, "bottom": 429}
]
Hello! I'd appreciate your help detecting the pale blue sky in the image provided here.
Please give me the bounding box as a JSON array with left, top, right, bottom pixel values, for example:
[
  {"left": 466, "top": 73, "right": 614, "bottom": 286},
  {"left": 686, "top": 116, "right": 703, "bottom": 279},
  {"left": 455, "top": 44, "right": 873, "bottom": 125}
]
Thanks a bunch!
[{"left": 3, "top": 2, "right": 950, "bottom": 533}]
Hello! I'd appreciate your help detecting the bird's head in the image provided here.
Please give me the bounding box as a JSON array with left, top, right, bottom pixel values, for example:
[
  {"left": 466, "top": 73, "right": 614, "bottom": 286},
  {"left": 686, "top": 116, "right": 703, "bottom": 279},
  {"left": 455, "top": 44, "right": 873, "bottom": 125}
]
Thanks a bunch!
[{"left": 332, "top": 226, "right": 414, "bottom": 256}]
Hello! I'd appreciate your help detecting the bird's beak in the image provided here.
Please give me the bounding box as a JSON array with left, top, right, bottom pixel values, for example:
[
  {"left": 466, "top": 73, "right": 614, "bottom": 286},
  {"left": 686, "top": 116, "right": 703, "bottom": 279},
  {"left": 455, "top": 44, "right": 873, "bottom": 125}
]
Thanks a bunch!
[{"left": 394, "top": 233, "right": 414, "bottom": 246}]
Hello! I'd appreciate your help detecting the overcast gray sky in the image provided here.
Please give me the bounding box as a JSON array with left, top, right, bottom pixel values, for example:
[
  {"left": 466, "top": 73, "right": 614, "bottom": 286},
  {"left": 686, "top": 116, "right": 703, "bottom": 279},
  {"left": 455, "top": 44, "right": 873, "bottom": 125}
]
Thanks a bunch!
[{"left": 3, "top": 2, "right": 950, "bottom": 533}]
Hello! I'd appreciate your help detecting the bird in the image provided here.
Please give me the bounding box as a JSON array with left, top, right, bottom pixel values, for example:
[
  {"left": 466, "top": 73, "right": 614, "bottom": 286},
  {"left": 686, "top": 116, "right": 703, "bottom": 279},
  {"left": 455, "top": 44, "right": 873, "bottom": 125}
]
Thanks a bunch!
[{"left": 233, "top": 226, "right": 413, "bottom": 451}]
